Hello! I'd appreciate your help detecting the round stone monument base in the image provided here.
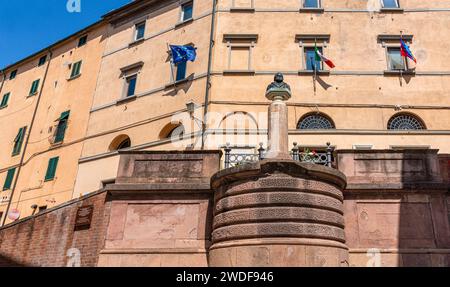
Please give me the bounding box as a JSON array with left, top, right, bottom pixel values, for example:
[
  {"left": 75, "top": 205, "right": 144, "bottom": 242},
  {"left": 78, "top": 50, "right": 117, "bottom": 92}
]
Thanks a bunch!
[
  {"left": 209, "top": 159, "right": 348, "bottom": 267},
  {"left": 209, "top": 238, "right": 349, "bottom": 267}
]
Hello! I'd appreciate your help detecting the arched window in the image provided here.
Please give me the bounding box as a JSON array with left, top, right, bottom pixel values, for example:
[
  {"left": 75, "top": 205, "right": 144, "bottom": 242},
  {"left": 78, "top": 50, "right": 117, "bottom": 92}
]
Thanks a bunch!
[
  {"left": 109, "top": 135, "right": 131, "bottom": 151},
  {"left": 297, "top": 113, "right": 335, "bottom": 130},
  {"left": 388, "top": 113, "right": 426, "bottom": 130},
  {"left": 159, "top": 122, "right": 185, "bottom": 140},
  {"left": 218, "top": 111, "right": 259, "bottom": 130}
]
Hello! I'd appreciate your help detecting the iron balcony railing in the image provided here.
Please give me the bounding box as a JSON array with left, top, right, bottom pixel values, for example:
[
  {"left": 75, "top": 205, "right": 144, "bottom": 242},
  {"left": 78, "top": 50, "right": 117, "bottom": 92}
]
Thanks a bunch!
[{"left": 223, "top": 142, "right": 335, "bottom": 169}]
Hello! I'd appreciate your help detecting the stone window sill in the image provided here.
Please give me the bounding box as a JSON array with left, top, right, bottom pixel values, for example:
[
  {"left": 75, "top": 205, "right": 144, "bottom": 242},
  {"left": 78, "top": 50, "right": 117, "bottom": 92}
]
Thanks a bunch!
[
  {"left": 128, "top": 38, "right": 145, "bottom": 48},
  {"left": 0, "top": 105, "right": 8, "bottom": 110},
  {"left": 383, "top": 70, "right": 415, "bottom": 76},
  {"left": 380, "top": 8, "right": 404, "bottom": 13},
  {"left": 230, "top": 7, "right": 255, "bottom": 13},
  {"left": 298, "top": 70, "right": 330, "bottom": 76},
  {"left": 116, "top": 95, "right": 137, "bottom": 105},
  {"left": 223, "top": 70, "right": 255, "bottom": 75},
  {"left": 27, "top": 92, "right": 38, "bottom": 98},
  {"left": 174, "top": 18, "right": 194, "bottom": 28},
  {"left": 50, "top": 141, "right": 64, "bottom": 148},
  {"left": 299, "top": 8, "right": 325, "bottom": 13},
  {"left": 164, "top": 78, "right": 190, "bottom": 89},
  {"left": 67, "top": 74, "right": 81, "bottom": 81}
]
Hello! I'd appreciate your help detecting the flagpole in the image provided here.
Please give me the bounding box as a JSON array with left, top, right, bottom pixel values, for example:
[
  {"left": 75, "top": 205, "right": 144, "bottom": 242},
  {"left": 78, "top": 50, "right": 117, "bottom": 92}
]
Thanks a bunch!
[
  {"left": 313, "top": 39, "right": 318, "bottom": 95},
  {"left": 399, "top": 31, "right": 404, "bottom": 86},
  {"left": 167, "top": 43, "right": 176, "bottom": 84},
  {"left": 311, "top": 56, "right": 317, "bottom": 94}
]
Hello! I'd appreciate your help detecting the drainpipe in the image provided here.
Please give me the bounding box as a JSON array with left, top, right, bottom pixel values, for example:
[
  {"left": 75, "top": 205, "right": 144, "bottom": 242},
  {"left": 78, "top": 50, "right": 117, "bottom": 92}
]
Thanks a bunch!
[
  {"left": 1, "top": 50, "right": 53, "bottom": 227},
  {"left": 201, "top": 0, "right": 218, "bottom": 150}
]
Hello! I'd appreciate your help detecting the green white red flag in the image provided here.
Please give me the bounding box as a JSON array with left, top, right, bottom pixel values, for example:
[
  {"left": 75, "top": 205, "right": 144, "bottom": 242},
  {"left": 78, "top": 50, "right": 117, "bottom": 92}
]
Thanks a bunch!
[{"left": 315, "top": 44, "right": 335, "bottom": 69}]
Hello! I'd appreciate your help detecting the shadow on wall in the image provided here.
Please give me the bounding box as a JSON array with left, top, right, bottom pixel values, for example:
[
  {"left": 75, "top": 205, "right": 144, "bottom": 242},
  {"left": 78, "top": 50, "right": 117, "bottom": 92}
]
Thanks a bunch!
[
  {"left": 397, "top": 151, "right": 450, "bottom": 267},
  {"left": 0, "top": 253, "right": 25, "bottom": 267}
]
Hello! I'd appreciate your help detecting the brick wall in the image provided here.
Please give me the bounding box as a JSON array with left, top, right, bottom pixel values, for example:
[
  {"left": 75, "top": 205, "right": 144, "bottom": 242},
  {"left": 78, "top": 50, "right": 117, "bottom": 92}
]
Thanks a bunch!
[{"left": 0, "top": 190, "right": 110, "bottom": 267}]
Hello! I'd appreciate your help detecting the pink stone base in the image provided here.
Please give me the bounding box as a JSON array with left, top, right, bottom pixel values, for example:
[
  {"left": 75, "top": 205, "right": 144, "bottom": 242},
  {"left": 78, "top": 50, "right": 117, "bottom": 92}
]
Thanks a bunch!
[
  {"left": 209, "top": 159, "right": 348, "bottom": 267},
  {"left": 209, "top": 238, "right": 348, "bottom": 267}
]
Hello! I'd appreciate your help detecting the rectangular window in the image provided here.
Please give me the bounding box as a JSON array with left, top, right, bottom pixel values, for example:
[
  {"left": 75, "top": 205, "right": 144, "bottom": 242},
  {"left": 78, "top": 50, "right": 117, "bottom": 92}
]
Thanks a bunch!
[
  {"left": 29, "top": 79, "right": 40, "bottom": 96},
  {"left": 135, "top": 22, "right": 146, "bottom": 41},
  {"left": 304, "top": 0, "right": 320, "bottom": 8},
  {"left": 387, "top": 47, "right": 405, "bottom": 70},
  {"left": 70, "top": 61, "right": 82, "bottom": 78},
  {"left": 12, "top": 126, "right": 26, "bottom": 156},
  {"left": 3, "top": 168, "right": 16, "bottom": 191},
  {"left": 9, "top": 70, "right": 17, "bottom": 80},
  {"left": 125, "top": 75, "right": 137, "bottom": 97},
  {"left": 176, "top": 62, "right": 187, "bottom": 81},
  {"left": 232, "top": 0, "right": 253, "bottom": 9},
  {"left": 304, "top": 47, "right": 323, "bottom": 70},
  {"left": 45, "top": 157, "right": 59, "bottom": 181},
  {"left": 38, "top": 55, "right": 47, "bottom": 67},
  {"left": 181, "top": 2, "right": 193, "bottom": 22},
  {"left": 54, "top": 111, "right": 70, "bottom": 143},
  {"left": 229, "top": 47, "right": 251, "bottom": 70},
  {"left": 0, "top": 93, "right": 10, "bottom": 108},
  {"left": 78, "top": 35, "right": 88, "bottom": 47},
  {"left": 382, "top": 0, "right": 399, "bottom": 8}
]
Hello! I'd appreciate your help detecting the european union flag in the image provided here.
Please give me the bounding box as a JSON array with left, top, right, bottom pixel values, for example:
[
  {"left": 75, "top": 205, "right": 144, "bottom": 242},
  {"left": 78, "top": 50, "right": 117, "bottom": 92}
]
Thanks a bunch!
[{"left": 170, "top": 45, "right": 197, "bottom": 65}]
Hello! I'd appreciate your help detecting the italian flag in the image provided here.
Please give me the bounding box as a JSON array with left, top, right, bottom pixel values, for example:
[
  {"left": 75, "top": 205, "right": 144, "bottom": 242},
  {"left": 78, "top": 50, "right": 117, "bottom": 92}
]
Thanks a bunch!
[{"left": 315, "top": 44, "right": 335, "bottom": 69}]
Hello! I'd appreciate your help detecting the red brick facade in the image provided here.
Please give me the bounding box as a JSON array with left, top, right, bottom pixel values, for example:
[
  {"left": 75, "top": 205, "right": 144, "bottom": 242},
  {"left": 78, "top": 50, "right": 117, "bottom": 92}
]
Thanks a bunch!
[{"left": 0, "top": 191, "right": 110, "bottom": 267}]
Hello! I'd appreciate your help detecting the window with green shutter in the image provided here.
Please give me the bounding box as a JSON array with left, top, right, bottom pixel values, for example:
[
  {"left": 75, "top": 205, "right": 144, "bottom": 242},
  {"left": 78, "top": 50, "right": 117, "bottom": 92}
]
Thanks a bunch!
[
  {"left": 70, "top": 61, "right": 82, "bottom": 78},
  {"left": 0, "top": 93, "right": 10, "bottom": 108},
  {"left": 54, "top": 111, "right": 70, "bottom": 143},
  {"left": 2, "top": 168, "right": 16, "bottom": 191},
  {"left": 12, "top": 126, "right": 26, "bottom": 156},
  {"left": 9, "top": 70, "right": 17, "bottom": 80},
  {"left": 29, "top": 79, "right": 40, "bottom": 96},
  {"left": 45, "top": 157, "right": 59, "bottom": 181},
  {"left": 38, "top": 55, "right": 47, "bottom": 67},
  {"left": 78, "top": 35, "right": 87, "bottom": 47}
]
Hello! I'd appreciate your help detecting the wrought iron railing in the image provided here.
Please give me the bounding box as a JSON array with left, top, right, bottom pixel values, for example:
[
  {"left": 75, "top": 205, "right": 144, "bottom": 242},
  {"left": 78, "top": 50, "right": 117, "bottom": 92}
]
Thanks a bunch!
[{"left": 223, "top": 142, "right": 334, "bottom": 168}]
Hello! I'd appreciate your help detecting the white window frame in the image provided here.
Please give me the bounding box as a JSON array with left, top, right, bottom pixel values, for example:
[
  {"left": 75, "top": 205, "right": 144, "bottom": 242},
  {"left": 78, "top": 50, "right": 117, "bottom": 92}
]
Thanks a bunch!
[
  {"left": 381, "top": 0, "right": 399, "bottom": 8},
  {"left": 134, "top": 21, "right": 146, "bottom": 41},
  {"left": 297, "top": 35, "right": 330, "bottom": 71},
  {"left": 386, "top": 46, "right": 407, "bottom": 71},
  {"left": 303, "top": 0, "right": 321, "bottom": 8},
  {"left": 179, "top": 1, "right": 194, "bottom": 22}
]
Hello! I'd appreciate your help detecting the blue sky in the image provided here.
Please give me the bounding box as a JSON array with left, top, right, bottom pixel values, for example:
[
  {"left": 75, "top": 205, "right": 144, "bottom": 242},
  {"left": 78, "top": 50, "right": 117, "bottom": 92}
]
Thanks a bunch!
[{"left": 0, "top": 0, "right": 132, "bottom": 68}]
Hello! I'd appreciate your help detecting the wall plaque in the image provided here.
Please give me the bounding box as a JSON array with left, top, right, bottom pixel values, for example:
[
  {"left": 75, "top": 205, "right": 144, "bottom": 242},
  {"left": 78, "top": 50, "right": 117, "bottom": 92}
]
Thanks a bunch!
[{"left": 75, "top": 205, "right": 94, "bottom": 230}]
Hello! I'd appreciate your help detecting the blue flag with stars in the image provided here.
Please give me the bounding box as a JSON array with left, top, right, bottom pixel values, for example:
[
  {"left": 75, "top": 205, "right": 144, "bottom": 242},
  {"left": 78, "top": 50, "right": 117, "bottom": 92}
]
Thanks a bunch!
[{"left": 170, "top": 45, "right": 197, "bottom": 64}]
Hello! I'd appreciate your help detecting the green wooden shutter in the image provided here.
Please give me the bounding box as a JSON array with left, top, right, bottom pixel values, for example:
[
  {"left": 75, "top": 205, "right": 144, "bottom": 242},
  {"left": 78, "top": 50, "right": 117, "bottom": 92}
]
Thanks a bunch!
[
  {"left": 2, "top": 168, "right": 16, "bottom": 191},
  {"left": 0, "top": 93, "right": 10, "bottom": 108},
  {"left": 29, "top": 79, "right": 40, "bottom": 95},
  {"left": 45, "top": 157, "right": 59, "bottom": 181},
  {"left": 71, "top": 61, "right": 82, "bottom": 78},
  {"left": 12, "top": 126, "right": 26, "bottom": 156},
  {"left": 54, "top": 111, "right": 70, "bottom": 143}
]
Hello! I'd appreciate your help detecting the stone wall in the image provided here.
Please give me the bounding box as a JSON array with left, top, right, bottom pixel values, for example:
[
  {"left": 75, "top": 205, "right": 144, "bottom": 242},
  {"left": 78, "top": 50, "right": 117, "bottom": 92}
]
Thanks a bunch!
[
  {"left": 0, "top": 190, "right": 110, "bottom": 267},
  {"left": 0, "top": 149, "right": 448, "bottom": 267},
  {"left": 97, "top": 151, "right": 222, "bottom": 267},
  {"left": 338, "top": 150, "right": 450, "bottom": 267}
]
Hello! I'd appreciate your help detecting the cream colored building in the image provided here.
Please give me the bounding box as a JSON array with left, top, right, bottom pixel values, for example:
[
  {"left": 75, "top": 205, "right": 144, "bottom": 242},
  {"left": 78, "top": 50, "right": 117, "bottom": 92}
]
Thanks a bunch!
[
  {"left": 0, "top": 21, "right": 108, "bottom": 224},
  {"left": 2, "top": 0, "right": 450, "bottom": 224}
]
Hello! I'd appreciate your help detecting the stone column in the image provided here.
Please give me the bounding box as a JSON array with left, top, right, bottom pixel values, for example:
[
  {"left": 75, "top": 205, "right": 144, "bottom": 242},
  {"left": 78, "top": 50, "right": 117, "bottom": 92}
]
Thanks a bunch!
[
  {"left": 265, "top": 73, "right": 291, "bottom": 159},
  {"left": 208, "top": 73, "right": 349, "bottom": 267}
]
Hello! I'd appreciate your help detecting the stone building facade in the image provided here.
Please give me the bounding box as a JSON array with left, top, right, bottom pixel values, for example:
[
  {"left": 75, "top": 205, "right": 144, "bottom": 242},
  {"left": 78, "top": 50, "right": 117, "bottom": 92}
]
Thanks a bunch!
[{"left": 0, "top": 0, "right": 450, "bottom": 266}]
